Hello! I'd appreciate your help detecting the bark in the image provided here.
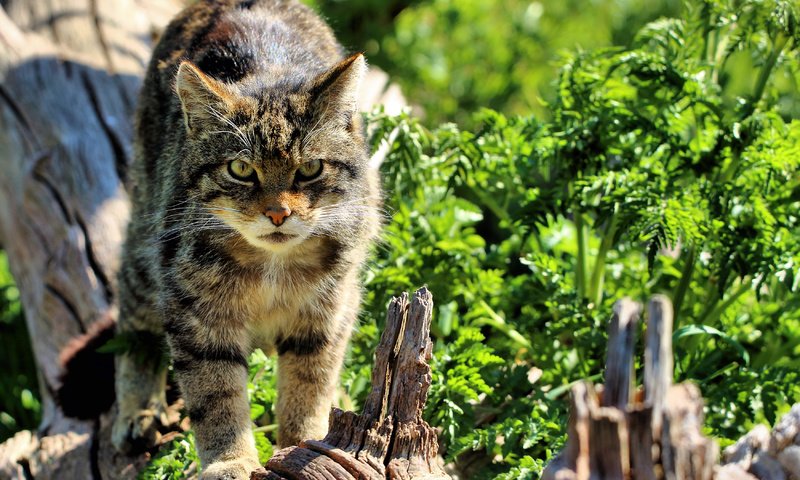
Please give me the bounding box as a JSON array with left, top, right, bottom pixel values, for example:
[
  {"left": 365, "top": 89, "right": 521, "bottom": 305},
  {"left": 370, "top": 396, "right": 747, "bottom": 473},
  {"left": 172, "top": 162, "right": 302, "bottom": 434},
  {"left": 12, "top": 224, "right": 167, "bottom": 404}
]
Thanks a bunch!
[
  {"left": 543, "top": 297, "right": 718, "bottom": 480},
  {"left": 0, "top": 0, "right": 407, "bottom": 478}
]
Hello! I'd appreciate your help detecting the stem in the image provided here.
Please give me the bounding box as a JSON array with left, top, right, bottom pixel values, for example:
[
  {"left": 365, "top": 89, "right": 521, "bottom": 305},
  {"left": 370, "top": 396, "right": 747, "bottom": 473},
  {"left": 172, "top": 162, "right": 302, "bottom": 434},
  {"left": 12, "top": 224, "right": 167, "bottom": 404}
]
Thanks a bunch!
[
  {"left": 696, "top": 287, "right": 721, "bottom": 326},
  {"left": 253, "top": 424, "right": 278, "bottom": 433},
  {"left": 718, "top": 149, "right": 742, "bottom": 183},
  {"left": 467, "top": 183, "right": 512, "bottom": 224},
  {"left": 588, "top": 212, "right": 618, "bottom": 306},
  {"left": 672, "top": 244, "right": 696, "bottom": 326},
  {"left": 575, "top": 212, "right": 589, "bottom": 300},
  {"left": 698, "top": 278, "right": 752, "bottom": 325},
  {"left": 476, "top": 300, "right": 532, "bottom": 350},
  {"left": 710, "top": 26, "right": 731, "bottom": 85},
  {"left": 700, "top": 3, "right": 714, "bottom": 66},
  {"left": 743, "top": 33, "right": 790, "bottom": 120}
]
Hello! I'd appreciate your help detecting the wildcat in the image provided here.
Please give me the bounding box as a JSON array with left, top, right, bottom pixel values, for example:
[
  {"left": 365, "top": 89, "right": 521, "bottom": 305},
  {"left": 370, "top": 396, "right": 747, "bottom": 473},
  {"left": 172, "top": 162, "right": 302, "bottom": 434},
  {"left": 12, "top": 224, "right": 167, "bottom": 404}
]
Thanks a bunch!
[{"left": 111, "top": 0, "right": 380, "bottom": 478}]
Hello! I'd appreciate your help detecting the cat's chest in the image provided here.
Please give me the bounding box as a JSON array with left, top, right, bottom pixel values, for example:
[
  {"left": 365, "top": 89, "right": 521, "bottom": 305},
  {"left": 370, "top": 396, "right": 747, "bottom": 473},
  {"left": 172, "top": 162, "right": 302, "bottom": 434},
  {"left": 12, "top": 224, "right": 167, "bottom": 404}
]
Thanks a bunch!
[{"left": 245, "top": 259, "right": 333, "bottom": 327}]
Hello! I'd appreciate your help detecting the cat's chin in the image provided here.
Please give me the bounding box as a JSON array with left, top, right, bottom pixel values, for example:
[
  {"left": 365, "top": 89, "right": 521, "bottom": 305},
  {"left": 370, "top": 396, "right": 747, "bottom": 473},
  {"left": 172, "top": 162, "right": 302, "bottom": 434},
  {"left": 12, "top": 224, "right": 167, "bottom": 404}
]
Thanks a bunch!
[
  {"left": 243, "top": 231, "right": 306, "bottom": 253},
  {"left": 259, "top": 232, "right": 298, "bottom": 244}
]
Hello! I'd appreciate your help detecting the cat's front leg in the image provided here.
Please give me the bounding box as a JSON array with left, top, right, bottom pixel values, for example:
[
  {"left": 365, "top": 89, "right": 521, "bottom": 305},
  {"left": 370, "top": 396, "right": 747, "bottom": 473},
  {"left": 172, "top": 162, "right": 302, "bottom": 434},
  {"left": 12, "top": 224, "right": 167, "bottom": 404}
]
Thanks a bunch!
[
  {"left": 167, "top": 320, "right": 260, "bottom": 480},
  {"left": 275, "top": 313, "right": 353, "bottom": 447}
]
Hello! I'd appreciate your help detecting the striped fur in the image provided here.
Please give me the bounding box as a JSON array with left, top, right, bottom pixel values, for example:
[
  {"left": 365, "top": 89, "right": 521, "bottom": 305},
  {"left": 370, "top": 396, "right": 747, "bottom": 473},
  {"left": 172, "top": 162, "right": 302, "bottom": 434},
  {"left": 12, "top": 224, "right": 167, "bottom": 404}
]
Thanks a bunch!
[{"left": 111, "top": 1, "right": 380, "bottom": 478}]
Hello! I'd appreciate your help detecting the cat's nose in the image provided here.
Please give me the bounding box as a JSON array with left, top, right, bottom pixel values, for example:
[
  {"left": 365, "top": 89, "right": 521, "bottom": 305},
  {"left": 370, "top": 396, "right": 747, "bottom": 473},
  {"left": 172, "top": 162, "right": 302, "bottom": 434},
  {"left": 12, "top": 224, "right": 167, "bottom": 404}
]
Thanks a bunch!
[{"left": 264, "top": 206, "right": 291, "bottom": 226}]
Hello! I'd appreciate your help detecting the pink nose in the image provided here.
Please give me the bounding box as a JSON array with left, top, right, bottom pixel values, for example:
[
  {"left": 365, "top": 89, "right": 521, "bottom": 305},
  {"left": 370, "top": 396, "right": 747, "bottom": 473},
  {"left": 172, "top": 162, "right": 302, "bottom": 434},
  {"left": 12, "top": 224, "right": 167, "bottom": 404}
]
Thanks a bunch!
[{"left": 265, "top": 207, "right": 291, "bottom": 226}]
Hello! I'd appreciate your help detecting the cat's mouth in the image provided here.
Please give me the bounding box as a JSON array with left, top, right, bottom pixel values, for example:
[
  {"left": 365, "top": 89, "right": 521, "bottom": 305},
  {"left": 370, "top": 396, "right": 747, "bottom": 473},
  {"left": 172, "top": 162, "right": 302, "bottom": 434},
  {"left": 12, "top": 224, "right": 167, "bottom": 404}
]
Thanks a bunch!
[{"left": 259, "top": 232, "right": 298, "bottom": 243}]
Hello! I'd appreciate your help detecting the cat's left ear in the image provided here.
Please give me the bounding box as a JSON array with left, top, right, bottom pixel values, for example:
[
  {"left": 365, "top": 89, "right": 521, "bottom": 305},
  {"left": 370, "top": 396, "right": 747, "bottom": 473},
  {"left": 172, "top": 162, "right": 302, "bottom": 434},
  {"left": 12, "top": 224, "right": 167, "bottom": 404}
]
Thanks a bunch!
[
  {"left": 310, "top": 53, "right": 367, "bottom": 123},
  {"left": 175, "top": 61, "right": 236, "bottom": 132}
]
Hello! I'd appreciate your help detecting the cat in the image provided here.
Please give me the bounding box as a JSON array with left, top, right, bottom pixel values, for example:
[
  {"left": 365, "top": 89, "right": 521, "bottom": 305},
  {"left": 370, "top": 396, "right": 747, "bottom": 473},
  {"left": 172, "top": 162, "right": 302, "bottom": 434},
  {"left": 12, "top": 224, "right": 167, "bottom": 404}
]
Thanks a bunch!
[{"left": 111, "top": 0, "right": 381, "bottom": 478}]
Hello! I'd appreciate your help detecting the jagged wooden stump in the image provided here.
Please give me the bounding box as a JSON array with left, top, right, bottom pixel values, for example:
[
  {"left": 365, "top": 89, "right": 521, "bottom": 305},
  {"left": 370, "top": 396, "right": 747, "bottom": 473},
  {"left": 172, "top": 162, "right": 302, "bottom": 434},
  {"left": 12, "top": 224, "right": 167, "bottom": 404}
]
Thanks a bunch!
[
  {"left": 252, "top": 287, "right": 449, "bottom": 480},
  {"left": 543, "top": 296, "right": 800, "bottom": 480},
  {"left": 543, "top": 296, "right": 719, "bottom": 480}
]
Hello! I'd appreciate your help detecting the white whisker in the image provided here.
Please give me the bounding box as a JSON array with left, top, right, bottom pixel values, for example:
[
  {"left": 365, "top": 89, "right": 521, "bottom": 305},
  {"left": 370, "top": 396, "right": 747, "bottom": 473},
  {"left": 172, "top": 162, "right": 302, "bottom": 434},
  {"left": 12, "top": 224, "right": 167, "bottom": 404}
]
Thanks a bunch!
[{"left": 204, "top": 104, "right": 253, "bottom": 151}]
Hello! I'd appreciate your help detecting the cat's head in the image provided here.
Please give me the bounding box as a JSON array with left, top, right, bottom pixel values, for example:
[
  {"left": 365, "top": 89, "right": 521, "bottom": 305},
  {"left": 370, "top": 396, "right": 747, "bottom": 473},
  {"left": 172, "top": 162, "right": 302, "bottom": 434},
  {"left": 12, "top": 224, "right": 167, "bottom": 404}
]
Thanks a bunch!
[{"left": 174, "top": 54, "right": 379, "bottom": 254}]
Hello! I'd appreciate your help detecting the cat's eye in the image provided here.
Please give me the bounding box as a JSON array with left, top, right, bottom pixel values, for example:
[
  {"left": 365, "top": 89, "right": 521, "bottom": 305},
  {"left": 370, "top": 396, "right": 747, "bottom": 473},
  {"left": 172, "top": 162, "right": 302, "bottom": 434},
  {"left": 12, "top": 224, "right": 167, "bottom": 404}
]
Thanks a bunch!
[
  {"left": 295, "top": 159, "right": 323, "bottom": 182},
  {"left": 228, "top": 159, "right": 256, "bottom": 181}
]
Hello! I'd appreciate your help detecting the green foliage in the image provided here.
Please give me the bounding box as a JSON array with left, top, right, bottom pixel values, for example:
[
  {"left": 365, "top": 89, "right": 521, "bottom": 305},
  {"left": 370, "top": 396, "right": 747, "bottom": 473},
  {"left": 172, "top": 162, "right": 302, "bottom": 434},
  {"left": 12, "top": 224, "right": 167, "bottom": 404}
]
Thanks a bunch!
[
  {"left": 382, "top": 0, "right": 686, "bottom": 125},
  {"left": 308, "top": 0, "right": 685, "bottom": 125},
  {"left": 305, "top": 0, "right": 800, "bottom": 128},
  {"left": 138, "top": 432, "right": 199, "bottom": 480},
  {"left": 492, "top": 456, "right": 544, "bottom": 480},
  {"left": 356, "top": 3, "right": 798, "bottom": 475},
  {"left": 0, "top": 251, "right": 40, "bottom": 442},
  {"left": 247, "top": 348, "right": 277, "bottom": 465}
]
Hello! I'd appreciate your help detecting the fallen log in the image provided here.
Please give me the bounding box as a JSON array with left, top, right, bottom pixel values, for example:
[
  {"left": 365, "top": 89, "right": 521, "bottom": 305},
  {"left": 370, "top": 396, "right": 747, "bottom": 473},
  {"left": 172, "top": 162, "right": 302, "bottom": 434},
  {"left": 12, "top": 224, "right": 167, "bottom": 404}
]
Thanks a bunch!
[{"left": 0, "top": 0, "right": 180, "bottom": 476}]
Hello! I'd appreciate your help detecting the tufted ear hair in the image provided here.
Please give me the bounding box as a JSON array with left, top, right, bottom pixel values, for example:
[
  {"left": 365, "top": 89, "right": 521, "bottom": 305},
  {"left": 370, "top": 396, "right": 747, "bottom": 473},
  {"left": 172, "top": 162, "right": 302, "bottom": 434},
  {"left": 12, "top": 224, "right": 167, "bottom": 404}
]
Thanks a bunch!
[
  {"left": 175, "top": 61, "right": 237, "bottom": 132},
  {"left": 310, "top": 53, "right": 367, "bottom": 123}
]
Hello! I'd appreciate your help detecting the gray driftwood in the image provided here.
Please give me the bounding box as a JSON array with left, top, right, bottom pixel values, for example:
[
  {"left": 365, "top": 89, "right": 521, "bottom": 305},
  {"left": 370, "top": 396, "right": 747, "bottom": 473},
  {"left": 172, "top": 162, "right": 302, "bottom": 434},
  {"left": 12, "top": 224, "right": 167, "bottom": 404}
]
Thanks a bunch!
[
  {"left": 252, "top": 287, "right": 450, "bottom": 480},
  {"left": 0, "top": 0, "right": 406, "bottom": 478}
]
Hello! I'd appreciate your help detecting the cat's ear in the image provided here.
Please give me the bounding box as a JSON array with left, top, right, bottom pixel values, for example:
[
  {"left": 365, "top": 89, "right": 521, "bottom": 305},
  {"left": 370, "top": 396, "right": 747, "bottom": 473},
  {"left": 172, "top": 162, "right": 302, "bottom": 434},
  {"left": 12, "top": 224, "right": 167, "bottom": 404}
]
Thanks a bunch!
[
  {"left": 310, "top": 53, "right": 367, "bottom": 122},
  {"left": 175, "top": 61, "right": 235, "bottom": 132}
]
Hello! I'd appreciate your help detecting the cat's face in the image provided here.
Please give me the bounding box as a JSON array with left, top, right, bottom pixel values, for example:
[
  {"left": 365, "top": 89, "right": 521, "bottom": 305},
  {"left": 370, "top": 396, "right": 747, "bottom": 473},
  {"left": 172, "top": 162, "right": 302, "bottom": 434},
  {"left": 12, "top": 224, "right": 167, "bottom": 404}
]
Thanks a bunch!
[{"left": 175, "top": 55, "right": 377, "bottom": 254}]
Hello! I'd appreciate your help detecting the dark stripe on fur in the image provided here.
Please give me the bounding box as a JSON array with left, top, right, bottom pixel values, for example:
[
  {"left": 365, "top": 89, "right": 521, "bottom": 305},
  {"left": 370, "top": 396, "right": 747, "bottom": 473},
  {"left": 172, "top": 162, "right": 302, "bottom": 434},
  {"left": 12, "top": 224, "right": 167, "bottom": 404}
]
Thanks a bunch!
[
  {"left": 319, "top": 238, "right": 344, "bottom": 271},
  {"left": 188, "top": 232, "right": 233, "bottom": 269},
  {"left": 186, "top": 386, "right": 241, "bottom": 423},
  {"left": 328, "top": 160, "right": 358, "bottom": 179},
  {"left": 186, "top": 161, "right": 224, "bottom": 188},
  {"left": 198, "top": 188, "right": 224, "bottom": 204},
  {"left": 170, "top": 334, "right": 249, "bottom": 369},
  {"left": 276, "top": 331, "right": 328, "bottom": 356},
  {"left": 159, "top": 195, "right": 189, "bottom": 268}
]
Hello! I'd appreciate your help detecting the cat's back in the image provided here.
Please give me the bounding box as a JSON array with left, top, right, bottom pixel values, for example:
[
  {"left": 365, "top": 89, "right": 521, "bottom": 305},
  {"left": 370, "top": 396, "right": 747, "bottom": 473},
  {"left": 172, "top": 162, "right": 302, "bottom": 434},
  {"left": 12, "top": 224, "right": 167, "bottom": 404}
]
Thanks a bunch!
[{"left": 153, "top": 0, "right": 342, "bottom": 83}]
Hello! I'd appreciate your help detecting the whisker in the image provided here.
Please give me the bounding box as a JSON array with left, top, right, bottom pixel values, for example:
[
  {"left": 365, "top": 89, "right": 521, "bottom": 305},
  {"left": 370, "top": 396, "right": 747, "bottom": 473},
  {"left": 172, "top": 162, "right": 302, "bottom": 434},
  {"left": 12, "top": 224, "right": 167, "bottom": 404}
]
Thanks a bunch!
[
  {"left": 302, "top": 105, "right": 329, "bottom": 149},
  {"left": 204, "top": 105, "right": 252, "bottom": 150}
]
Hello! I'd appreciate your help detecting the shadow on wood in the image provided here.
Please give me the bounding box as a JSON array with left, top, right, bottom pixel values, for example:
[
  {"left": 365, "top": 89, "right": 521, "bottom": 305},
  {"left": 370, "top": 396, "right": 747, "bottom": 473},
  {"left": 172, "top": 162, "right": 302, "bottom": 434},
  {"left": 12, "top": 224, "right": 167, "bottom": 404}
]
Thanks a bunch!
[{"left": 0, "top": 0, "right": 408, "bottom": 477}]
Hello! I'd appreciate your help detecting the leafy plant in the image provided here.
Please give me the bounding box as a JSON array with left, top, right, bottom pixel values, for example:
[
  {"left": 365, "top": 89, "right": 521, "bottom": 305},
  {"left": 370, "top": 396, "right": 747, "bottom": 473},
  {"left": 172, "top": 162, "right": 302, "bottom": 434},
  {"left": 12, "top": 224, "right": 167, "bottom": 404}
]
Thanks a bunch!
[
  {"left": 138, "top": 432, "right": 199, "bottom": 480},
  {"left": 0, "top": 251, "right": 40, "bottom": 442}
]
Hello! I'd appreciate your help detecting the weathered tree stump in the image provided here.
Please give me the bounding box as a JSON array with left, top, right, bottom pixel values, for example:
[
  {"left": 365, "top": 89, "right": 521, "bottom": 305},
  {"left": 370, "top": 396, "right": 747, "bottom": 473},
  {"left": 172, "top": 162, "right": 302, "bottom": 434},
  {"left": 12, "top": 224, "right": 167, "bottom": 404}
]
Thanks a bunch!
[
  {"left": 252, "top": 287, "right": 449, "bottom": 480},
  {"left": 543, "top": 296, "right": 718, "bottom": 480},
  {"left": 543, "top": 296, "right": 800, "bottom": 480}
]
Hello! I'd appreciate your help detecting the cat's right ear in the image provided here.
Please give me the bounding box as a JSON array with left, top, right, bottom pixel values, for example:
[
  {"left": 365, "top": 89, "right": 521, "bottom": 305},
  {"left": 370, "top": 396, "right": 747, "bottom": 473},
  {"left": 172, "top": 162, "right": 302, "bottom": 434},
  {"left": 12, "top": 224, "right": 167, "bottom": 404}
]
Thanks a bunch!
[{"left": 175, "top": 61, "right": 234, "bottom": 132}]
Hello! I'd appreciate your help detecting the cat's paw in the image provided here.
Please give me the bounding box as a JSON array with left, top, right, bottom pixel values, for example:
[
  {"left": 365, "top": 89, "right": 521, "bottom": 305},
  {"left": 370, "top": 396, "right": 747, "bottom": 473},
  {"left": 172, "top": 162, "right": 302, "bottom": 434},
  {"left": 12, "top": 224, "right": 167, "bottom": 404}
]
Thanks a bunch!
[
  {"left": 111, "top": 406, "right": 166, "bottom": 454},
  {"left": 200, "top": 459, "right": 264, "bottom": 480}
]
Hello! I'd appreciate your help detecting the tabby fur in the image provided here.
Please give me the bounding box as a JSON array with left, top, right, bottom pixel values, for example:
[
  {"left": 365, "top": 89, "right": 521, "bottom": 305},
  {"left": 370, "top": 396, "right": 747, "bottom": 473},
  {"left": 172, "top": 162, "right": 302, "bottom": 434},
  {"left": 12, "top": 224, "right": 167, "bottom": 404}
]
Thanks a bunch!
[{"left": 112, "top": 1, "right": 380, "bottom": 478}]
